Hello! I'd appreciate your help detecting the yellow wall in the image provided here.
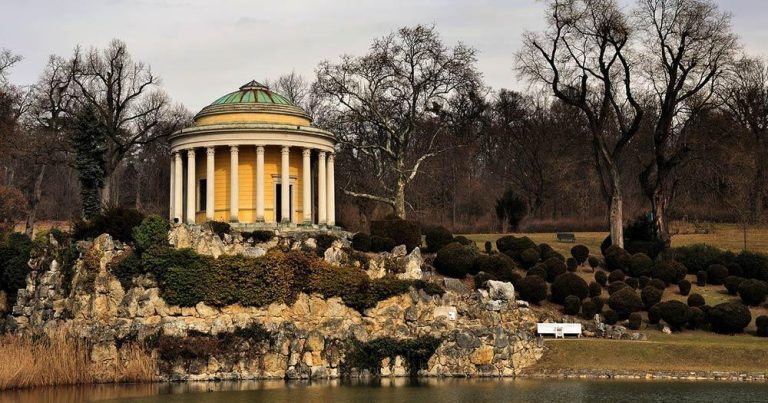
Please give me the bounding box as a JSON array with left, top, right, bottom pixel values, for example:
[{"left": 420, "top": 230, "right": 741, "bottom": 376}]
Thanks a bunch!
[
  {"left": 196, "top": 112, "right": 310, "bottom": 127},
  {"left": 193, "top": 146, "right": 306, "bottom": 224}
]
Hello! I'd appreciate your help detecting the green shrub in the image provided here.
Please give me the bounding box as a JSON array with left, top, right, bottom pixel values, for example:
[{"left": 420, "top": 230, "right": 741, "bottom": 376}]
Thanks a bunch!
[
  {"left": 423, "top": 226, "right": 453, "bottom": 253},
  {"left": 608, "top": 269, "right": 625, "bottom": 283},
  {"left": 241, "top": 230, "right": 275, "bottom": 243},
  {"left": 657, "top": 300, "right": 691, "bottom": 331},
  {"left": 563, "top": 295, "right": 581, "bottom": 315},
  {"left": 314, "top": 233, "right": 339, "bottom": 257},
  {"left": 678, "top": 279, "right": 691, "bottom": 296},
  {"left": 588, "top": 256, "right": 600, "bottom": 269},
  {"left": 648, "top": 278, "right": 666, "bottom": 291},
  {"left": 588, "top": 281, "right": 602, "bottom": 298},
  {"left": 641, "top": 286, "right": 662, "bottom": 310},
  {"left": 594, "top": 270, "right": 608, "bottom": 286},
  {"left": 687, "top": 293, "right": 705, "bottom": 308},
  {"left": 607, "top": 288, "right": 643, "bottom": 319},
  {"left": 667, "top": 244, "right": 725, "bottom": 274},
  {"left": 132, "top": 215, "right": 169, "bottom": 251},
  {"left": 723, "top": 276, "right": 745, "bottom": 295},
  {"left": 627, "top": 312, "right": 642, "bottom": 330},
  {"left": 706, "top": 264, "right": 729, "bottom": 285},
  {"left": 625, "top": 277, "right": 639, "bottom": 289},
  {"left": 342, "top": 336, "right": 442, "bottom": 377},
  {"left": 206, "top": 221, "right": 231, "bottom": 239},
  {"left": 733, "top": 251, "right": 768, "bottom": 281},
  {"left": 604, "top": 245, "right": 630, "bottom": 272},
  {"left": 607, "top": 281, "right": 628, "bottom": 295},
  {"left": 687, "top": 307, "right": 707, "bottom": 330},
  {"left": 517, "top": 275, "right": 548, "bottom": 304},
  {"left": 648, "top": 304, "right": 662, "bottom": 324},
  {"left": 157, "top": 322, "right": 273, "bottom": 361},
  {"left": 581, "top": 299, "right": 598, "bottom": 319},
  {"left": 602, "top": 309, "right": 619, "bottom": 325},
  {"left": 72, "top": 206, "right": 145, "bottom": 242},
  {"left": 0, "top": 233, "right": 33, "bottom": 300},
  {"left": 110, "top": 251, "right": 143, "bottom": 290},
  {"left": 727, "top": 262, "right": 744, "bottom": 278},
  {"left": 550, "top": 273, "right": 589, "bottom": 304},
  {"left": 472, "top": 254, "right": 519, "bottom": 284},
  {"left": 737, "top": 279, "right": 768, "bottom": 306},
  {"left": 519, "top": 247, "right": 541, "bottom": 269},
  {"left": 570, "top": 245, "right": 589, "bottom": 265},
  {"left": 370, "top": 236, "right": 396, "bottom": 253},
  {"left": 370, "top": 218, "right": 421, "bottom": 252},
  {"left": 527, "top": 263, "right": 548, "bottom": 279},
  {"left": 484, "top": 241, "right": 493, "bottom": 254},
  {"left": 756, "top": 315, "right": 768, "bottom": 337},
  {"left": 566, "top": 258, "right": 578, "bottom": 272},
  {"left": 433, "top": 243, "right": 479, "bottom": 278},
  {"left": 709, "top": 301, "right": 752, "bottom": 334},
  {"left": 628, "top": 253, "right": 653, "bottom": 277},
  {"left": 651, "top": 261, "right": 678, "bottom": 286},
  {"left": 543, "top": 257, "right": 566, "bottom": 282},
  {"left": 496, "top": 235, "right": 538, "bottom": 262}
]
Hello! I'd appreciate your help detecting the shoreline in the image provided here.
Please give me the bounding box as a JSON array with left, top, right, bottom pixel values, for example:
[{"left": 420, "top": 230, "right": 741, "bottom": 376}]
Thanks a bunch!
[{"left": 517, "top": 369, "right": 768, "bottom": 382}]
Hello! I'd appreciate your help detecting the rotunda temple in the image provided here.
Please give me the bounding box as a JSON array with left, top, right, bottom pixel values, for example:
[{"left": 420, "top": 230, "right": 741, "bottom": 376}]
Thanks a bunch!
[{"left": 169, "top": 80, "right": 337, "bottom": 227}]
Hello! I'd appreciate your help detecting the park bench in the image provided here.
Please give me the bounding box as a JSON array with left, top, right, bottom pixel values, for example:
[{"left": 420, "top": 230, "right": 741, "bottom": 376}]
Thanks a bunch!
[
  {"left": 556, "top": 232, "right": 576, "bottom": 243},
  {"left": 537, "top": 323, "right": 582, "bottom": 338}
]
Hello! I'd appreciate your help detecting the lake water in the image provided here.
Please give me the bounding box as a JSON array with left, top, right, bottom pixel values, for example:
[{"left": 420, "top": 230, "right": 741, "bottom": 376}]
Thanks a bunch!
[{"left": 2, "top": 378, "right": 768, "bottom": 403}]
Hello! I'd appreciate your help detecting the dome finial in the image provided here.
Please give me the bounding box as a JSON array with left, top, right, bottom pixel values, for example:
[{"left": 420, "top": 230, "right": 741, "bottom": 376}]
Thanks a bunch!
[{"left": 240, "top": 80, "right": 269, "bottom": 90}]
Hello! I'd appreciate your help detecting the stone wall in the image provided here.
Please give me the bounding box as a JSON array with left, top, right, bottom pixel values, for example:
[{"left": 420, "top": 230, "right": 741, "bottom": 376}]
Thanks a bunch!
[{"left": 6, "top": 228, "right": 544, "bottom": 381}]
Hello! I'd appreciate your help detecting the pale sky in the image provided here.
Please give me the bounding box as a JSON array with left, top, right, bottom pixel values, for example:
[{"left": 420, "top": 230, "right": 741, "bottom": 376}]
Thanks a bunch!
[{"left": 2, "top": 0, "right": 767, "bottom": 111}]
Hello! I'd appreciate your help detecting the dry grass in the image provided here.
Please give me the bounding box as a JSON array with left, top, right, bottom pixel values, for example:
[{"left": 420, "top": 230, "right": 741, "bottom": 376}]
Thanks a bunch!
[{"left": 0, "top": 332, "right": 156, "bottom": 391}]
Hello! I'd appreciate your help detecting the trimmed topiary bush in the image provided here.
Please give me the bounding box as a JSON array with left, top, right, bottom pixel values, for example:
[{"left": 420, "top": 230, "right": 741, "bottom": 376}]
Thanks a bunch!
[
  {"left": 520, "top": 248, "right": 541, "bottom": 269},
  {"left": 588, "top": 281, "right": 602, "bottom": 298},
  {"left": 602, "top": 309, "right": 619, "bottom": 325},
  {"left": 370, "top": 236, "right": 396, "bottom": 253},
  {"left": 473, "top": 271, "right": 496, "bottom": 289},
  {"left": 724, "top": 276, "right": 745, "bottom": 295},
  {"left": 453, "top": 236, "right": 473, "bottom": 246},
  {"left": 627, "top": 312, "right": 642, "bottom": 330},
  {"left": 641, "top": 286, "right": 662, "bottom": 310},
  {"left": 543, "top": 257, "right": 567, "bottom": 282},
  {"left": 496, "top": 235, "right": 538, "bottom": 262},
  {"left": 472, "top": 254, "right": 519, "bottom": 284},
  {"left": 639, "top": 276, "right": 651, "bottom": 289},
  {"left": 737, "top": 279, "right": 768, "bottom": 306},
  {"left": 625, "top": 277, "right": 639, "bottom": 289},
  {"left": 433, "top": 243, "right": 479, "bottom": 278},
  {"left": 607, "top": 281, "right": 628, "bottom": 295},
  {"left": 733, "top": 251, "right": 768, "bottom": 281},
  {"left": 687, "top": 293, "right": 705, "bottom": 307},
  {"left": 571, "top": 245, "right": 589, "bottom": 265},
  {"left": 550, "top": 273, "right": 589, "bottom": 304},
  {"left": 595, "top": 270, "right": 608, "bottom": 286},
  {"left": 563, "top": 295, "right": 581, "bottom": 315},
  {"left": 668, "top": 244, "right": 725, "bottom": 274},
  {"left": 517, "top": 275, "right": 548, "bottom": 304},
  {"left": 240, "top": 230, "right": 275, "bottom": 243},
  {"left": 628, "top": 253, "right": 653, "bottom": 277},
  {"left": 566, "top": 258, "right": 578, "bottom": 272},
  {"left": 709, "top": 301, "right": 752, "bottom": 334},
  {"left": 648, "top": 303, "right": 662, "bottom": 324},
  {"left": 648, "top": 278, "right": 666, "bottom": 291},
  {"left": 423, "top": 226, "right": 453, "bottom": 253},
  {"left": 581, "top": 299, "right": 598, "bottom": 319},
  {"left": 588, "top": 255, "right": 601, "bottom": 270},
  {"left": 608, "top": 269, "right": 625, "bottom": 283},
  {"left": 687, "top": 307, "right": 707, "bottom": 330},
  {"left": 592, "top": 296, "right": 605, "bottom": 313},
  {"left": 527, "top": 264, "right": 548, "bottom": 279},
  {"left": 706, "top": 264, "right": 729, "bottom": 285},
  {"left": 607, "top": 287, "right": 644, "bottom": 319},
  {"left": 351, "top": 232, "right": 371, "bottom": 252},
  {"left": 370, "top": 218, "right": 422, "bottom": 252},
  {"left": 696, "top": 271, "right": 707, "bottom": 286},
  {"left": 651, "top": 261, "right": 678, "bottom": 285},
  {"left": 484, "top": 241, "right": 493, "bottom": 254},
  {"left": 756, "top": 315, "right": 768, "bottom": 337},
  {"left": 604, "top": 245, "right": 630, "bottom": 272},
  {"left": 678, "top": 279, "right": 691, "bottom": 296},
  {"left": 657, "top": 300, "right": 691, "bottom": 331}
]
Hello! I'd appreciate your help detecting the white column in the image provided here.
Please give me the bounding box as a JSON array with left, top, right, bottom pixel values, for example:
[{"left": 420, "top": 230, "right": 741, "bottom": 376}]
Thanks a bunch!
[
  {"left": 230, "top": 145, "right": 239, "bottom": 222},
  {"left": 173, "top": 152, "right": 183, "bottom": 223},
  {"left": 206, "top": 147, "right": 215, "bottom": 221},
  {"left": 327, "top": 153, "right": 335, "bottom": 227},
  {"left": 317, "top": 151, "right": 327, "bottom": 225},
  {"left": 256, "top": 146, "right": 265, "bottom": 222},
  {"left": 169, "top": 157, "right": 175, "bottom": 220},
  {"left": 281, "top": 146, "right": 291, "bottom": 223},
  {"left": 302, "top": 148, "right": 312, "bottom": 225},
  {"left": 186, "top": 149, "right": 196, "bottom": 224}
]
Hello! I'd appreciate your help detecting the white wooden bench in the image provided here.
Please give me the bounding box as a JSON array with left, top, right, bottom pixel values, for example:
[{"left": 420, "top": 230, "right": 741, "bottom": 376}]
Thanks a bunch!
[{"left": 537, "top": 323, "right": 582, "bottom": 338}]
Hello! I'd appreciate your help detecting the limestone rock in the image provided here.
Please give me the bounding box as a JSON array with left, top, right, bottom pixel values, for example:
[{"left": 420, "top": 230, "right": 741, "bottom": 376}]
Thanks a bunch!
[
  {"left": 396, "top": 247, "right": 423, "bottom": 280},
  {"left": 487, "top": 280, "right": 515, "bottom": 301}
]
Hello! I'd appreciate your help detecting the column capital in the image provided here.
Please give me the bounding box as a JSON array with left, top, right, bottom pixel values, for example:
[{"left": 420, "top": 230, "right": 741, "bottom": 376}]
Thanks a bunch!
[
  {"left": 207, "top": 146, "right": 215, "bottom": 156},
  {"left": 174, "top": 151, "right": 183, "bottom": 160},
  {"left": 230, "top": 145, "right": 239, "bottom": 154},
  {"left": 327, "top": 153, "right": 335, "bottom": 162},
  {"left": 281, "top": 146, "right": 290, "bottom": 154},
  {"left": 302, "top": 148, "right": 311, "bottom": 157},
  {"left": 187, "top": 148, "right": 196, "bottom": 157},
  {"left": 256, "top": 145, "right": 265, "bottom": 154},
  {"left": 318, "top": 151, "right": 327, "bottom": 158}
]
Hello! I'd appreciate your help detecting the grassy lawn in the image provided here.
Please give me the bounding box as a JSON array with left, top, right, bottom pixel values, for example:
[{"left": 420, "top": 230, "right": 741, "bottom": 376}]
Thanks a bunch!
[{"left": 527, "top": 331, "right": 768, "bottom": 373}]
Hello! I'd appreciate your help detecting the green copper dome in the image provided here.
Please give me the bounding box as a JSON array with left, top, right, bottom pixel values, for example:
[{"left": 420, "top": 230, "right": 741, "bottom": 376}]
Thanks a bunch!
[{"left": 210, "top": 80, "right": 293, "bottom": 106}]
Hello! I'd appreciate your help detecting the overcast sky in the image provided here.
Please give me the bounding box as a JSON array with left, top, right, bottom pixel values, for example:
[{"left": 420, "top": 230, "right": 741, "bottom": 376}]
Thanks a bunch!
[{"left": 2, "top": 0, "right": 767, "bottom": 111}]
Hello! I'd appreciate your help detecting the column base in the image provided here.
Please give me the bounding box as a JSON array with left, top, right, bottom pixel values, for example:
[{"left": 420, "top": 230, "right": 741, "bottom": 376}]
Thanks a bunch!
[
  {"left": 256, "top": 217, "right": 265, "bottom": 223},
  {"left": 301, "top": 220, "right": 313, "bottom": 227},
  {"left": 229, "top": 217, "right": 239, "bottom": 223}
]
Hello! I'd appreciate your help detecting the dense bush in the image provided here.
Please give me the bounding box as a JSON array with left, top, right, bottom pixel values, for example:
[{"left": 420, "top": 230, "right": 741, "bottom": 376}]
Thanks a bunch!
[
  {"left": 484, "top": 241, "right": 493, "bottom": 254},
  {"left": 678, "top": 279, "right": 691, "bottom": 296},
  {"left": 206, "top": 221, "right": 231, "bottom": 239},
  {"left": 648, "top": 278, "right": 666, "bottom": 291},
  {"left": 667, "top": 244, "right": 725, "bottom": 274},
  {"left": 639, "top": 276, "right": 650, "bottom": 289},
  {"left": 351, "top": 233, "right": 371, "bottom": 252},
  {"left": 625, "top": 277, "right": 639, "bottom": 289},
  {"left": 733, "top": 251, "right": 768, "bottom": 281},
  {"left": 723, "top": 276, "right": 745, "bottom": 295},
  {"left": 608, "top": 269, "right": 625, "bottom": 283},
  {"left": 756, "top": 315, "right": 768, "bottom": 337},
  {"left": 588, "top": 281, "right": 602, "bottom": 298},
  {"left": 543, "top": 257, "right": 567, "bottom": 282},
  {"left": 588, "top": 256, "right": 600, "bottom": 270},
  {"left": 706, "top": 264, "right": 729, "bottom": 285},
  {"left": 651, "top": 261, "right": 678, "bottom": 286},
  {"left": 370, "top": 236, "right": 396, "bottom": 253},
  {"left": 370, "top": 218, "right": 422, "bottom": 252},
  {"left": 527, "top": 264, "right": 548, "bottom": 279},
  {"left": 342, "top": 336, "right": 443, "bottom": 377},
  {"left": 607, "top": 281, "right": 628, "bottom": 295},
  {"left": 240, "top": 230, "right": 274, "bottom": 243},
  {"left": 648, "top": 304, "right": 662, "bottom": 324},
  {"left": 727, "top": 262, "right": 744, "bottom": 277},
  {"left": 641, "top": 286, "right": 663, "bottom": 310},
  {"left": 602, "top": 309, "right": 619, "bottom": 325},
  {"left": 592, "top": 296, "right": 605, "bottom": 313},
  {"left": 543, "top": 250, "right": 565, "bottom": 262},
  {"left": 627, "top": 312, "right": 642, "bottom": 330},
  {"left": 519, "top": 247, "right": 541, "bottom": 269},
  {"left": 687, "top": 293, "right": 705, "bottom": 308},
  {"left": 594, "top": 270, "right": 608, "bottom": 286},
  {"left": 737, "top": 279, "right": 768, "bottom": 306},
  {"left": 433, "top": 243, "right": 479, "bottom": 278},
  {"left": 628, "top": 253, "right": 653, "bottom": 277},
  {"left": 157, "top": 322, "right": 273, "bottom": 361},
  {"left": 314, "top": 233, "right": 339, "bottom": 257},
  {"left": 517, "top": 275, "right": 548, "bottom": 304},
  {"left": 72, "top": 206, "right": 145, "bottom": 242},
  {"left": 0, "top": 233, "right": 33, "bottom": 300},
  {"left": 453, "top": 236, "right": 473, "bottom": 246},
  {"left": 473, "top": 271, "right": 496, "bottom": 289},
  {"left": 423, "top": 226, "right": 453, "bottom": 253},
  {"left": 550, "top": 273, "right": 589, "bottom": 304},
  {"left": 581, "top": 299, "right": 598, "bottom": 319},
  {"left": 604, "top": 245, "right": 630, "bottom": 272},
  {"left": 496, "top": 235, "right": 538, "bottom": 262},
  {"left": 607, "top": 288, "right": 643, "bottom": 319},
  {"left": 472, "top": 254, "right": 519, "bottom": 284},
  {"left": 563, "top": 295, "right": 581, "bottom": 315},
  {"left": 687, "top": 307, "right": 707, "bottom": 330},
  {"left": 131, "top": 215, "right": 169, "bottom": 251},
  {"left": 571, "top": 245, "right": 589, "bottom": 265},
  {"left": 657, "top": 300, "right": 691, "bottom": 331},
  {"left": 708, "top": 301, "right": 752, "bottom": 334}
]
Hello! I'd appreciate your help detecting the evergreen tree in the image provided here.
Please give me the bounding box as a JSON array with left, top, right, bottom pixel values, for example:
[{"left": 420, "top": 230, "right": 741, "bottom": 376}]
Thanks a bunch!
[
  {"left": 495, "top": 189, "right": 527, "bottom": 232},
  {"left": 70, "top": 105, "right": 106, "bottom": 219}
]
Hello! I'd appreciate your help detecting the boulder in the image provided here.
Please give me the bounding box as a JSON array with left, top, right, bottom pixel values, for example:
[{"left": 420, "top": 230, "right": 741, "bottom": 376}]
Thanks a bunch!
[
  {"left": 488, "top": 280, "right": 515, "bottom": 301},
  {"left": 396, "top": 247, "right": 423, "bottom": 280},
  {"left": 324, "top": 240, "right": 348, "bottom": 266}
]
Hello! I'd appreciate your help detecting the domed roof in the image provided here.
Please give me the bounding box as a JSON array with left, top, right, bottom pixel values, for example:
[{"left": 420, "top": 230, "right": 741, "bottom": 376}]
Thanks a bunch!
[{"left": 209, "top": 80, "right": 294, "bottom": 106}]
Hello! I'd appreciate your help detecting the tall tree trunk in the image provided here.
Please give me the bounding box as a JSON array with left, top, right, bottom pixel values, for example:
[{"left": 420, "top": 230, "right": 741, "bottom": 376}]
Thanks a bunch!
[
  {"left": 652, "top": 188, "right": 671, "bottom": 248},
  {"left": 100, "top": 174, "right": 112, "bottom": 208},
  {"left": 395, "top": 179, "right": 406, "bottom": 219},
  {"left": 608, "top": 165, "right": 624, "bottom": 248},
  {"left": 750, "top": 138, "right": 766, "bottom": 221},
  {"left": 24, "top": 165, "right": 47, "bottom": 237}
]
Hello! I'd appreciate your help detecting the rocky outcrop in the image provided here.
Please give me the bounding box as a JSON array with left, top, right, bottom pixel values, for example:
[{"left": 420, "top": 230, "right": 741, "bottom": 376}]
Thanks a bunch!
[{"left": 7, "top": 229, "right": 544, "bottom": 381}]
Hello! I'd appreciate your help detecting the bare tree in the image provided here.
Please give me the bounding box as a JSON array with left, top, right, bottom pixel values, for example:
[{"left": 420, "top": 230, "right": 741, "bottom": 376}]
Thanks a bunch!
[
  {"left": 314, "top": 25, "right": 482, "bottom": 218},
  {"left": 70, "top": 39, "right": 170, "bottom": 206},
  {"left": 517, "top": 0, "right": 644, "bottom": 247},
  {"left": 636, "top": 0, "right": 738, "bottom": 246},
  {"left": 0, "top": 49, "right": 22, "bottom": 84}
]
